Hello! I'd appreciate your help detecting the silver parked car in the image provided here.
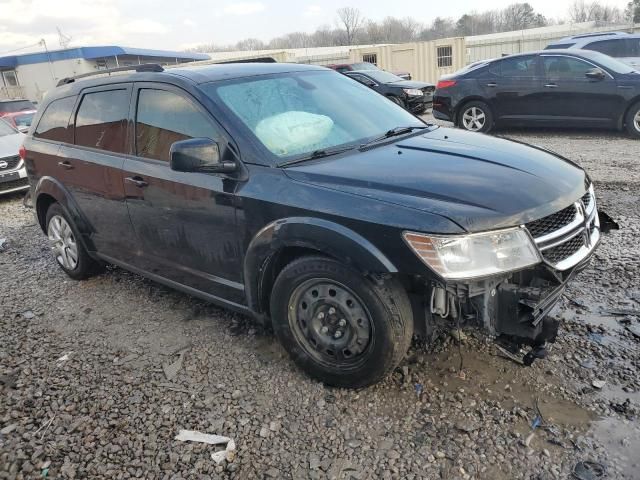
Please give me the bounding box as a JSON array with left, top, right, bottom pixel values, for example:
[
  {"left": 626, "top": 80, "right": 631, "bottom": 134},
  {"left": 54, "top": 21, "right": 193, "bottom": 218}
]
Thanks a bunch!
[
  {"left": 545, "top": 32, "right": 640, "bottom": 70},
  {"left": 0, "top": 118, "right": 28, "bottom": 195}
]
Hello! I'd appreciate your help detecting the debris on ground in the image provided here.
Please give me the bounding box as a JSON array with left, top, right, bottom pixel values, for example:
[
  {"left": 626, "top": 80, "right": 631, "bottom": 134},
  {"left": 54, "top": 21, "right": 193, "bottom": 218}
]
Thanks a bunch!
[
  {"left": 449, "top": 329, "right": 467, "bottom": 343},
  {"left": 162, "top": 351, "right": 186, "bottom": 381},
  {"left": 572, "top": 460, "right": 606, "bottom": 479},
  {"left": 592, "top": 380, "right": 606, "bottom": 390},
  {"left": 0, "top": 238, "right": 6, "bottom": 251},
  {"left": 626, "top": 324, "right": 640, "bottom": 340},
  {"left": 175, "top": 429, "right": 231, "bottom": 445}
]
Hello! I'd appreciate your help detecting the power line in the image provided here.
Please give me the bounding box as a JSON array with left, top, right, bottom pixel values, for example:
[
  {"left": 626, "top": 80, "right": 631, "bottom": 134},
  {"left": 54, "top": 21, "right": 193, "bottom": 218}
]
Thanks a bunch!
[{"left": 0, "top": 40, "right": 45, "bottom": 56}]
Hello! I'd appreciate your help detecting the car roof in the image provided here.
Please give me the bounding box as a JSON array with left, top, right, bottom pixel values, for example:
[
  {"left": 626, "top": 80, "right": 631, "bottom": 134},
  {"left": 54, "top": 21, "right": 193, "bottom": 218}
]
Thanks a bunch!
[
  {"left": 0, "top": 99, "right": 33, "bottom": 103},
  {"left": 549, "top": 32, "right": 640, "bottom": 46},
  {"left": 486, "top": 49, "right": 605, "bottom": 60}
]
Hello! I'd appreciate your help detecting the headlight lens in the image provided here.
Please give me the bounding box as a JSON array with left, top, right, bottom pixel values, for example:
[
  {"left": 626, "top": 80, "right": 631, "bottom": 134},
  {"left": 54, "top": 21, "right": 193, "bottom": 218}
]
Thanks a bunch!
[
  {"left": 403, "top": 88, "right": 423, "bottom": 96},
  {"left": 403, "top": 228, "right": 540, "bottom": 279}
]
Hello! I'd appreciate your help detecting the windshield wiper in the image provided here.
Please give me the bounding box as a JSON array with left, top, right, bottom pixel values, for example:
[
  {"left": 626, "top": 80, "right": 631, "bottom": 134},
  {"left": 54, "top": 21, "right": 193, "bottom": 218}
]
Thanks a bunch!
[
  {"left": 359, "top": 125, "right": 429, "bottom": 149},
  {"left": 277, "top": 144, "right": 357, "bottom": 168}
]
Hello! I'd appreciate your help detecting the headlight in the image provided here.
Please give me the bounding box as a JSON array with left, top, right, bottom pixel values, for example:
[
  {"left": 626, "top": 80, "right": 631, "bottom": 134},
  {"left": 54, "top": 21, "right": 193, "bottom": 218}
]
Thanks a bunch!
[
  {"left": 403, "top": 228, "right": 540, "bottom": 279},
  {"left": 403, "top": 88, "right": 423, "bottom": 96}
]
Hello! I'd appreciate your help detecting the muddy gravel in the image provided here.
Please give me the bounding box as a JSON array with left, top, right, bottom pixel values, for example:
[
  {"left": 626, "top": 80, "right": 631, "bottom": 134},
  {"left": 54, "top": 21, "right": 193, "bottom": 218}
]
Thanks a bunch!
[{"left": 1, "top": 122, "right": 639, "bottom": 479}]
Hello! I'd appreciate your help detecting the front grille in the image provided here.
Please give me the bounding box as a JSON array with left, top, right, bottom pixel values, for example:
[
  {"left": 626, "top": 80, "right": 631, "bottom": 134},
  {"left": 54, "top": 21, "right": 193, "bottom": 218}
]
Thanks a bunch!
[
  {"left": 581, "top": 190, "right": 591, "bottom": 210},
  {"left": 543, "top": 235, "right": 584, "bottom": 264},
  {"left": 526, "top": 204, "right": 576, "bottom": 238},
  {"left": 0, "top": 177, "right": 28, "bottom": 193},
  {"left": 0, "top": 155, "right": 20, "bottom": 171}
]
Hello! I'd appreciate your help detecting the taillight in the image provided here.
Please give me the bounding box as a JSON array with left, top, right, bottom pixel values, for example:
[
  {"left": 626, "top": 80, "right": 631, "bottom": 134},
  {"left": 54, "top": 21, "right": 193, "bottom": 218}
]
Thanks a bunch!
[
  {"left": 436, "top": 80, "right": 457, "bottom": 89},
  {"left": 19, "top": 145, "right": 26, "bottom": 161}
]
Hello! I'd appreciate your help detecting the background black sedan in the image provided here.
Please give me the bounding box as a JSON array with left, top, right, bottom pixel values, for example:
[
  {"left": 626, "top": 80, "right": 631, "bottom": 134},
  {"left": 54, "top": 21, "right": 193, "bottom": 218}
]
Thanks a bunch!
[
  {"left": 344, "top": 70, "right": 434, "bottom": 114},
  {"left": 432, "top": 49, "right": 640, "bottom": 138}
]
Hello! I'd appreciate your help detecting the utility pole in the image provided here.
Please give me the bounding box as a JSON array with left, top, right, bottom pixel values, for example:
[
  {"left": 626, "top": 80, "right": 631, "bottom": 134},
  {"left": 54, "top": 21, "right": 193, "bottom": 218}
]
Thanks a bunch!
[{"left": 40, "top": 39, "right": 56, "bottom": 82}]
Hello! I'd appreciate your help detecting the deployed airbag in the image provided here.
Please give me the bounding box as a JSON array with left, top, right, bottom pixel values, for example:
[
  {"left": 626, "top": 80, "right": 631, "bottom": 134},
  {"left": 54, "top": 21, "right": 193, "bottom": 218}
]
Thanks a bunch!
[{"left": 255, "top": 111, "right": 334, "bottom": 156}]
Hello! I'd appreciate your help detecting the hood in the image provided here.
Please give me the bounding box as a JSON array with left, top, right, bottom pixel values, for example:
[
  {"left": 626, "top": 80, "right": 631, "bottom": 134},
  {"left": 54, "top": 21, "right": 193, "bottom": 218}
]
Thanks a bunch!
[
  {"left": 388, "top": 79, "right": 434, "bottom": 89},
  {"left": 284, "top": 127, "right": 587, "bottom": 233},
  {"left": 0, "top": 132, "right": 25, "bottom": 158}
]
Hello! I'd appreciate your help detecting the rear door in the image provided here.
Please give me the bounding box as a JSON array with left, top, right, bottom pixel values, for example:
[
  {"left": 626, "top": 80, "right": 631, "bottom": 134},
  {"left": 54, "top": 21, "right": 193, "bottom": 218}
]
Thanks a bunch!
[
  {"left": 55, "top": 85, "right": 137, "bottom": 259},
  {"left": 122, "top": 83, "right": 244, "bottom": 303},
  {"left": 486, "top": 55, "right": 542, "bottom": 123},
  {"left": 538, "top": 54, "right": 622, "bottom": 127}
]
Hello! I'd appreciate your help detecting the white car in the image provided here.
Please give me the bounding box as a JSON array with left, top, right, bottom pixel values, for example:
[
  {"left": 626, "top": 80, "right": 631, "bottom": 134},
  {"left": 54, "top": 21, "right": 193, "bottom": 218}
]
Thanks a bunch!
[{"left": 0, "top": 118, "right": 28, "bottom": 195}]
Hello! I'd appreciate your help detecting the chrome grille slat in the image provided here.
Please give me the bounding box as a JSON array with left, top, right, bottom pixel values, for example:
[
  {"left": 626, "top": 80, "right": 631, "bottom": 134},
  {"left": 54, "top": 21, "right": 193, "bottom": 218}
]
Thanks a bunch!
[{"left": 525, "top": 185, "right": 599, "bottom": 270}]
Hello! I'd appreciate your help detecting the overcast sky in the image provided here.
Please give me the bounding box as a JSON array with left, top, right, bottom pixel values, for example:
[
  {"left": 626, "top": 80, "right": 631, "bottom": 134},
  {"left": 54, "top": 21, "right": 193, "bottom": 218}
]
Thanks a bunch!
[{"left": 0, "top": 0, "right": 632, "bottom": 55}]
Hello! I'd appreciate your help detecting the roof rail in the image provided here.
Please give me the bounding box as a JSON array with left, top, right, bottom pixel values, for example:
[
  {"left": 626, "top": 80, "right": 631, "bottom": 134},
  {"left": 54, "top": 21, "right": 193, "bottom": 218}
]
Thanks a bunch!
[
  {"left": 56, "top": 63, "right": 164, "bottom": 87},
  {"left": 570, "top": 31, "right": 627, "bottom": 39}
]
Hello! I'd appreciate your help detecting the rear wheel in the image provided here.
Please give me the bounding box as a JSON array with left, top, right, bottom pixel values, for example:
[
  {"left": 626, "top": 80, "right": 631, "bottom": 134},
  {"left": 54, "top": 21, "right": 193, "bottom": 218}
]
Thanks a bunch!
[
  {"left": 270, "top": 256, "right": 413, "bottom": 388},
  {"left": 625, "top": 102, "right": 640, "bottom": 139},
  {"left": 458, "top": 100, "right": 493, "bottom": 133},
  {"left": 46, "top": 203, "right": 103, "bottom": 280}
]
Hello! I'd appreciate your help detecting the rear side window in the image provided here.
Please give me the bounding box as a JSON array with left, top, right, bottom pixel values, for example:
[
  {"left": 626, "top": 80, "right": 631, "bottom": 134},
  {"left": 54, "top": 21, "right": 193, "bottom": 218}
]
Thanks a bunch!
[
  {"left": 75, "top": 89, "right": 130, "bottom": 153},
  {"left": 34, "top": 96, "right": 76, "bottom": 143},
  {"left": 586, "top": 39, "right": 640, "bottom": 58},
  {"left": 495, "top": 56, "right": 537, "bottom": 77},
  {"left": 135, "top": 89, "right": 217, "bottom": 162},
  {"left": 545, "top": 43, "right": 575, "bottom": 50}
]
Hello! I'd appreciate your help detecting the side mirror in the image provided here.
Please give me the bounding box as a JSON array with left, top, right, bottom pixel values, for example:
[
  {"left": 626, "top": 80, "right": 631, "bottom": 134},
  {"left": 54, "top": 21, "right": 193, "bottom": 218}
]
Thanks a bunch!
[
  {"left": 585, "top": 68, "right": 606, "bottom": 81},
  {"left": 169, "top": 138, "right": 237, "bottom": 173}
]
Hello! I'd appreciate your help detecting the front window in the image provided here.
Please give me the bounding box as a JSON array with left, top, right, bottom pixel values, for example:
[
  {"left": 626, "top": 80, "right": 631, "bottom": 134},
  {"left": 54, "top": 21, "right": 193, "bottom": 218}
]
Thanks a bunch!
[
  {"left": 356, "top": 70, "right": 403, "bottom": 83},
  {"left": 580, "top": 50, "right": 638, "bottom": 74},
  {"left": 204, "top": 71, "right": 424, "bottom": 160}
]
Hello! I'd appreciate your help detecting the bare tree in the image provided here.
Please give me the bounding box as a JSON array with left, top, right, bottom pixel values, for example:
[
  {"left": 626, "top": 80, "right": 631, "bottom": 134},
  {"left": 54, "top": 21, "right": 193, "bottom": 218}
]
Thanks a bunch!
[
  {"left": 569, "top": 0, "right": 624, "bottom": 23},
  {"left": 235, "top": 38, "right": 265, "bottom": 51},
  {"left": 626, "top": 0, "right": 640, "bottom": 22},
  {"left": 336, "top": 7, "right": 365, "bottom": 45}
]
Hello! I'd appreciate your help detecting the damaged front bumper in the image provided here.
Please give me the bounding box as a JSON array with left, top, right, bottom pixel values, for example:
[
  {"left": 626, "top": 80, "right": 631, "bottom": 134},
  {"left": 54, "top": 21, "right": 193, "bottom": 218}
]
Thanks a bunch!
[{"left": 423, "top": 191, "right": 606, "bottom": 363}]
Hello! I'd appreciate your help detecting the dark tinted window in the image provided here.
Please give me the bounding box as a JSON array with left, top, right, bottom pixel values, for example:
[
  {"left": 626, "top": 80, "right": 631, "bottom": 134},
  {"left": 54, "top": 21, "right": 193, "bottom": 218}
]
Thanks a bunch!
[
  {"left": 34, "top": 96, "right": 76, "bottom": 142},
  {"left": 75, "top": 89, "right": 129, "bottom": 153},
  {"left": 543, "top": 56, "right": 594, "bottom": 79},
  {"left": 497, "top": 56, "right": 537, "bottom": 77},
  {"left": 545, "top": 43, "right": 576, "bottom": 49},
  {"left": 135, "top": 89, "right": 217, "bottom": 162},
  {"left": 348, "top": 74, "right": 376, "bottom": 87},
  {"left": 586, "top": 39, "right": 640, "bottom": 58}
]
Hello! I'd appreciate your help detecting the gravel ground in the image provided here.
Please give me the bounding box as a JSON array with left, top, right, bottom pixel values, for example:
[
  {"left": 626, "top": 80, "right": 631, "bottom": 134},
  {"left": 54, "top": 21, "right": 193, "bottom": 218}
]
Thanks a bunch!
[{"left": 1, "top": 120, "right": 639, "bottom": 479}]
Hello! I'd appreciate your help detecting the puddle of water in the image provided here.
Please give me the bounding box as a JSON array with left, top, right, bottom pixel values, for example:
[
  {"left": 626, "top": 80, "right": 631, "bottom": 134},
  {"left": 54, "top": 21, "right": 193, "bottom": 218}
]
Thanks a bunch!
[{"left": 589, "top": 416, "right": 640, "bottom": 479}]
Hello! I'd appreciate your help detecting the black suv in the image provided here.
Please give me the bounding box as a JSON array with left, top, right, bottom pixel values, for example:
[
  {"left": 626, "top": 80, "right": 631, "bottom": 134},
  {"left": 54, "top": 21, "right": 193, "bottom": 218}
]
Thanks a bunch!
[{"left": 24, "top": 63, "right": 601, "bottom": 388}]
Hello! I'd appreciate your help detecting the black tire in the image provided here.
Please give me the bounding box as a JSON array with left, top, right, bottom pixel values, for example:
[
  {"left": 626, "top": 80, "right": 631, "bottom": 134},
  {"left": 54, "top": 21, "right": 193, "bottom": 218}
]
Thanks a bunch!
[
  {"left": 457, "top": 100, "right": 494, "bottom": 133},
  {"left": 270, "top": 256, "right": 413, "bottom": 388},
  {"left": 388, "top": 95, "right": 406, "bottom": 109},
  {"left": 624, "top": 102, "right": 640, "bottom": 139},
  {"left": 45, "top": 203, "right": 103, "bottom": 280}
]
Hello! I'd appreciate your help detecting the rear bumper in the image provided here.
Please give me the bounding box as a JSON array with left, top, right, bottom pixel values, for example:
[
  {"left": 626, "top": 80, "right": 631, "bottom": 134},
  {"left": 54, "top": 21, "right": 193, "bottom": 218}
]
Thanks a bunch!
[
  {"left": 0, "top": 165, "right": 29, "bottom": 195},
  {"left": 432, "top": 96, "right": 454, "bottom": 121}
]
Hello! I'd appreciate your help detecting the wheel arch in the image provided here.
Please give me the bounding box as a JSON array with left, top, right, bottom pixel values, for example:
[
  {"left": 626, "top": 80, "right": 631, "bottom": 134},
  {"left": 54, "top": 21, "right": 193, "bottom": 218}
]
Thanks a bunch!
[
  {"left": 34, "top": 176, "right": 96, "bottom": 250},
  {"left": 455, "top": 96, "right": 493, "bottom": 125},
  {"left": 243, "top": 217, "right": 398, "bottom": 320},
  {"left": 620, "top": 97, "right": 640, "bottom": 130}
]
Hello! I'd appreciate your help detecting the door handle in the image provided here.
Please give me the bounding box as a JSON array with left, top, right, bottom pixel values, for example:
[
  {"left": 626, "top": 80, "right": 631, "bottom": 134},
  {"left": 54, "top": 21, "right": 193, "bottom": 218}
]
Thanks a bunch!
[
  {"left": 544, "top": 83, "right": 558, "bottom": 88},
  {"left": 486, "top": 82, "right": 497, "bottom": 87},
  {"left": 125, "top": 176, "right": 149, "bottom": 188},
  {"left": 57, "top": 161, "right": 74, "bottom": 170}
]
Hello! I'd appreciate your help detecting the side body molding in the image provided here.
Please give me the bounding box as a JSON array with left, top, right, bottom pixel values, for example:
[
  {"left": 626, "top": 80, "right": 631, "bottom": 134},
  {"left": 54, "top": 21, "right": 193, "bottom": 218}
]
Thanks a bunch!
[{"left": 243, "top": 217, "right": 398, "bottom": 316}]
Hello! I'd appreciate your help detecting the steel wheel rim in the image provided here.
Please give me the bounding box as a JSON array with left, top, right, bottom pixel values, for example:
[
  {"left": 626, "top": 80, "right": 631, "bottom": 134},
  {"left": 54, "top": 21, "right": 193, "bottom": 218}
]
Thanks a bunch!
[
  {"left": 634, "top": 109, "right": 640, "bottom": 133},
  {"left": 462, "top": 106, "right": 486, "bottom": 131},
  {"left": 47, "top": 215, "right": 78, "bottom": 270},
  {"left": 287, "top": 278, "right": 373, "bottom": 368}
]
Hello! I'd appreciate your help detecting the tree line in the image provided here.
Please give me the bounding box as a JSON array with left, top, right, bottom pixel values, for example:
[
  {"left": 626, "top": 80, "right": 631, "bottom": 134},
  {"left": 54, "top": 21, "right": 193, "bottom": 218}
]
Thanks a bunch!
[{"left": 188, "top": 0, "right": 640, "bottom": 52}]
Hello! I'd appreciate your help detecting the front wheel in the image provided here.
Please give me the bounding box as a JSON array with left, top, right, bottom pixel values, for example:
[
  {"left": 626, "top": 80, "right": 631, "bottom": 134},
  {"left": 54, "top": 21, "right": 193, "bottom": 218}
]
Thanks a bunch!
[
  {"left": 270, "top": 256, "right": 413, "bottom": 388},
  {"left": 458, "top": 101, "right": 493, "bottom": 133},
  {"left": 625, "top": 102, "right": 640, "bottom": 139}
]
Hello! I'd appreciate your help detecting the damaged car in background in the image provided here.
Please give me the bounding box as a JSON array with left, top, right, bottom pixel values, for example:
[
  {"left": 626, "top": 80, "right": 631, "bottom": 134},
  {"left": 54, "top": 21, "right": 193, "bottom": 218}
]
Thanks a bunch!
[{"left": 23, "top": 62, "right": 615, "bottom": 388}]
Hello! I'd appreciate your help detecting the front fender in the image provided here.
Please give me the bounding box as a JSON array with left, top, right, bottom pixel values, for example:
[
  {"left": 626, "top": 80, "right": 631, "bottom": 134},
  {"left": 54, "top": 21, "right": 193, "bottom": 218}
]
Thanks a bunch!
[
  {"left": 34, "top": 176, "right": 95, "bottom": 249},
  {"left": 244, "top": 217, "right": 398, "bottom": 315}
]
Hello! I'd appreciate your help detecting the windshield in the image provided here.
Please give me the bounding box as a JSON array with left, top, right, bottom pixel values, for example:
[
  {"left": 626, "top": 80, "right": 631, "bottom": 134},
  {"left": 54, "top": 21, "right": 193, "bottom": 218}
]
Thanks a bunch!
[
  {"left": 0, "top": 100, "right": 35, "bottom": 113},
  {"left": 583, "top": 50, "right": 638, "bottom": 74},
  {"left": 13, "top": 112, "right": 34, "bottom": 128},
  {"left": 351, "top": 62, "right": 380, "bottom": 71},
  {"left": 359, "top": 70, "right": 404, "bottom": 83},
  {"left": 204, "top": 70, "right": 424, "bottom": 160},
  {"left": 0, "top": 119, "right": 17, "bottom": 137}
]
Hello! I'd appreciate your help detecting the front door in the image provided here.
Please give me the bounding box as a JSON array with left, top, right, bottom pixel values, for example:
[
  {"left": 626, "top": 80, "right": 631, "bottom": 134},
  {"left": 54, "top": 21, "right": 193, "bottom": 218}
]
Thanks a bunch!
[
  {"left": 122, "top": 83, "right": 244, "bottom": 303},
  {"left": 537, "top": 54, "right": 622, "bottom": 127}
]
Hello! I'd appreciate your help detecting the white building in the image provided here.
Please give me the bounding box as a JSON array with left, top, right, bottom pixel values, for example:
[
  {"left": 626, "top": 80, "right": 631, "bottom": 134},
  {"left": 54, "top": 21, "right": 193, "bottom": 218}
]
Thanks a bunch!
[{"left": 0, "top": 46, "right": 209, "bottom": 102}]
